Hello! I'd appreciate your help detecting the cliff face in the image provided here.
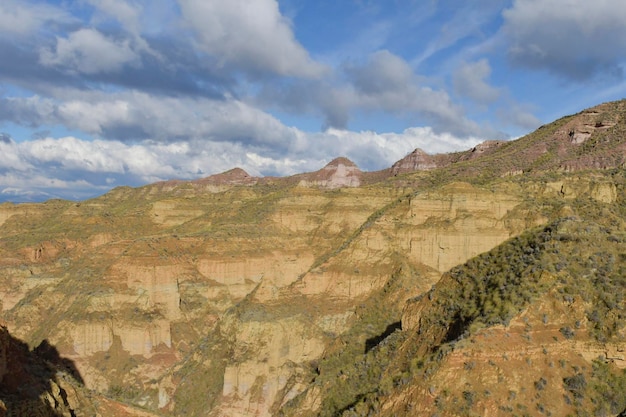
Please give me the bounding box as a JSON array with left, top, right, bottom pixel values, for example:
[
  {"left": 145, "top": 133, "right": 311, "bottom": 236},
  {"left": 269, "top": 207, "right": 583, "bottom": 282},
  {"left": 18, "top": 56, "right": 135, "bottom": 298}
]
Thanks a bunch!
[
  {"left": 0, "top": 101, "right": 625, "bottom": 416},
  {"left": 0, "top": 178, "right": 533, "bottom": 415}
]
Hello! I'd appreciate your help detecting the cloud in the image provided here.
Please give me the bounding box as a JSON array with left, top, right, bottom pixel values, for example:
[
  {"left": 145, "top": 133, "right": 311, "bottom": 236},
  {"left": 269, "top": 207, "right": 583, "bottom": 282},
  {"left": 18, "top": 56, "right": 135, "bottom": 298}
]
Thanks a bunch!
[
  {"left": 0, "top": 0, "right": 71, "bottom": 37},
  {"left": 346, "top": 50, "right": 413, "bottom": 97},
  {"left": 503, "top": 0, "right": 626, "bottom": 80},
  {"left": 496, "top": 101, "right": 541, "bottom": 131},
  {"left": 86, "top": 0, "right": 142, "bottom": 34},
  {"left": 411, "top": 0, "right": 507, "bottom": 66},
  {"left": 259, "top": 50, "right": 501, "bottom": 138},
  {"left": 307, "top": 127, "right": 482, "bottom": 170},
  {"left": 0, "top": 91, "right": 297, "bottom": 147},
  {"left": 0, "top": 139, "right": 31, "bottom": 171},
  {"left": 0, "top": 132, "right": 12, "bottom": 144},
  {"left": 345, "top": 51, "right": 497, "bottom": 137},
  {"left": 39, "top": 28, "right": 141, "bottom": 74},
  {"left": 453, "top": 59, "right": 500, "bottom": 104},
  {"left": 178, "top": 0, "right": 326, "bottom": 78}
]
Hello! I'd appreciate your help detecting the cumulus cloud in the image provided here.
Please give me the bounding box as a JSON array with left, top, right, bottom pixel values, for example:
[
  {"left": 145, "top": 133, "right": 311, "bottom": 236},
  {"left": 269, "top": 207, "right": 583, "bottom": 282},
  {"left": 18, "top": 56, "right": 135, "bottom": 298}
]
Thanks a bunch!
[
  {"left": 0, "top": 92, "right": 297, "bottom": 147},
  {"left": 503, "top": 0, "right": 626, "bottom": 79},
  {"left": 39, "top": 28, "right": 141, "bottom": 74},
  {"left": 306, "top": 127, "right": 482, "bottom": 170},
  {"left": 344, "top": 51, "right": 496, "bottom": 137},
  {"left": 261, "top": 50, "right": 498, "bottom": 138},
  {"left": 0, "top": 139, "right": 31, "bottom": 171},
  {"left": 453, "top": 59, "right": 500, "bottom": 104},
  {"left": 178, "top": 0, "right": 326, "bottom": 78}
]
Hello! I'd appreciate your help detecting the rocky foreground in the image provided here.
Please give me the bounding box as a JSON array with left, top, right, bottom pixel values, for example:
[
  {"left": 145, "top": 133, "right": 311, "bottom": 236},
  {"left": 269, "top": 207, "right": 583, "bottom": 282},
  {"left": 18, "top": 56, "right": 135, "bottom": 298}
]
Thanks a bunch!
[{"left": 1, "top": 100, "right": 626, "bottom": 416}]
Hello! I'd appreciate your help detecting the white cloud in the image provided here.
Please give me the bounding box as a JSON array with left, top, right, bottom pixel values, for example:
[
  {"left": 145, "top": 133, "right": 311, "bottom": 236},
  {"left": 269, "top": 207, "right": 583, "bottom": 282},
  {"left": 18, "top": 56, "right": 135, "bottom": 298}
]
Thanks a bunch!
[
  {"left": 178, "top": 0, "right": 326, "bottom": 78},
  {"left": 0, "top": 140, "right": 32, "bottom": 171},
  {"left": 39, "top": 28, "right": 140, "bottom": 74},
  {"left": 310, "top": 127, "right": 482, "bottom": 169},
  {"left": 0, "top": 0, "right": 70, "bottom": 37},
  {"left": 1, "top": 91, "right": 298, "bottom": 147},
  {"left": 0, "top": 172, "right": 92, "bottom": 190},
  {"left": 84, "top": 0, "right": 162, "bottom": 60},
  {"left": 453, "top": 59, "right": 500, "bottom": 104},
  {"left": 57, "top": 98, "right": 134, "bottom": 133},
  {"left": 27, "top": 137, "right": 128, "bottom": 173},
  {"left": 503, "top": 0, "right": 626, "bottom": 79}
]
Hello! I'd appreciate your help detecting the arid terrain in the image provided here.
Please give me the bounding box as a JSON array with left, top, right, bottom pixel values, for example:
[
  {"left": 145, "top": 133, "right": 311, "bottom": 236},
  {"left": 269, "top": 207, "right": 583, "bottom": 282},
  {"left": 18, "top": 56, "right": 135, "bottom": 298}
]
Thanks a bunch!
[{"left": 1, "top": 100, "right": 626, "bottom": 416}]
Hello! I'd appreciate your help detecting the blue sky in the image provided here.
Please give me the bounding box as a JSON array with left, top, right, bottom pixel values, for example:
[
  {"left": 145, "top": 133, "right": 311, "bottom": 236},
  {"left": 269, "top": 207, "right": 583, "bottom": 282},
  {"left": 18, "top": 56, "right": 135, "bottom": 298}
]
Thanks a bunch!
[{"left": 0, "top": 0, "right": 625, "bottom": 202}]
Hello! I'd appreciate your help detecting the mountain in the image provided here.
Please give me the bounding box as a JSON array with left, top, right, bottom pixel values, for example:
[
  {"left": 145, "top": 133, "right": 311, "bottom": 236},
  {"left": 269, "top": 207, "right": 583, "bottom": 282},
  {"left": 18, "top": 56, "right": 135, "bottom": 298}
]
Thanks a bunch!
[
  {"left": 0, "top": 100, "right": 625, "bottom": 416},
  {"left": 296, "top": 157, "right": 363, "bottom": 188}
]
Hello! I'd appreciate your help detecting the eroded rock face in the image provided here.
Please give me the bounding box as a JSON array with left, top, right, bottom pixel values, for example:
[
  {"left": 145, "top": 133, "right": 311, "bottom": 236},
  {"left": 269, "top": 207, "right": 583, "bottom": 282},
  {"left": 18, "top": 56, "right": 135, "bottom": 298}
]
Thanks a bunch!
[
  {"left": 214, "top": 315, "right": 326, "bottom": 417},
  {"left": 401, "top": 182, "right": 524, "bottom": 272},
  {"left": 390, "top": 148, "right": 439, "bottom": 175},
  {"left": 0, "top": 175, "right": 593, "bottom": 416},
  {"left": 298, "top": 157, "right": 362, "bottom": 188}
]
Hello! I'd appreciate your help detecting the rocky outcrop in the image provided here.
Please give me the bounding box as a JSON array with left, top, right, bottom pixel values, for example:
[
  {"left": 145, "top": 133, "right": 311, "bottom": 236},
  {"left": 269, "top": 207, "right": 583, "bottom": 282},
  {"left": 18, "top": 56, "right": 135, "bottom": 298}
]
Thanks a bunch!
[
  {"left": 155, "top": 167, "right": 258, "bottom": 193},
  {"left": 298, "top": 157, "right": 362, "bottom": 188},
  {"left": 390, "top": 148, "right": 439, "bottom": 175},
  {"left": 195, "top": 168, "right": 257, "bottom": 186}
]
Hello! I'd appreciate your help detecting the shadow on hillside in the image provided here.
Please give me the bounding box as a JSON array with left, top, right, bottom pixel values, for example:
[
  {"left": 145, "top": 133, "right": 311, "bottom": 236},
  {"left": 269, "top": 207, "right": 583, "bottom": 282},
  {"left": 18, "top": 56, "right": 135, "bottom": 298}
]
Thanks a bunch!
[
  {"left": 0, "top": 326, "right": 84, "bottom": 416},
  {"left": 364, "top": 321, "right": 402, "bottom": 354}
]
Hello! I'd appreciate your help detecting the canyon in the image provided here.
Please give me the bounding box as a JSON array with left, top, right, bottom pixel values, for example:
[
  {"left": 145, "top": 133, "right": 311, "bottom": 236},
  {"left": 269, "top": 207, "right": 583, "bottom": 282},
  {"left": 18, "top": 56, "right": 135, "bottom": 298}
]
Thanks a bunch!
[{"left": 1, "top": 100, "right": 626, "bottom": 416}]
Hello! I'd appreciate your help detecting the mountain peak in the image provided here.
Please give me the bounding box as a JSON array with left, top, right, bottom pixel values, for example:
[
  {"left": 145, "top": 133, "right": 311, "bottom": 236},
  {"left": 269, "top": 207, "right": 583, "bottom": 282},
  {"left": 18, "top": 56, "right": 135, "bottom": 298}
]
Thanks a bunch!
[
  {"left": 391, "top": 148, "right": 439, "bottom": 175},
  {"left": 324, "top": 157, "right": 358, "bottom": 168},
  {"left": 195, "top": 167, "right": 256, "bottom": 186},
  {"left": 299, "top": 157, "right": 362, "bottom": 188}
]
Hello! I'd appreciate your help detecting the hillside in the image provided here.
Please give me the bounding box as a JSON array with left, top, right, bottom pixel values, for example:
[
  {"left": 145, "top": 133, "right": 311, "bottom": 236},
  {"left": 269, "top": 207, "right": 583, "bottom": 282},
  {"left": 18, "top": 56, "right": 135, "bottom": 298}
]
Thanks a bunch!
[{"left": 0, "top": 100, "right": 625, "bottom": 416}]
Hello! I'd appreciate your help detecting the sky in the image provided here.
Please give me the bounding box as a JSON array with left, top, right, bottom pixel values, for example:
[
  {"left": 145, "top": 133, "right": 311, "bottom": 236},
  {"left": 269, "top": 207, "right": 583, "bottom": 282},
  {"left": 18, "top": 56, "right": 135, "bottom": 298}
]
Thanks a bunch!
[{"left": 0, "top": 0, "right": 625, "bottom": 202}]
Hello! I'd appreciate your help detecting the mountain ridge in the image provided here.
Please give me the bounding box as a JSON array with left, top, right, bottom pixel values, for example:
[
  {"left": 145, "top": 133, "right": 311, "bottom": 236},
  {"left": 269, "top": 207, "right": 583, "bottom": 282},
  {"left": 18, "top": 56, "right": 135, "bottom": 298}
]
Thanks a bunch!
[{"left": 134, "top": 99, "right": 626, "bottom": 196}]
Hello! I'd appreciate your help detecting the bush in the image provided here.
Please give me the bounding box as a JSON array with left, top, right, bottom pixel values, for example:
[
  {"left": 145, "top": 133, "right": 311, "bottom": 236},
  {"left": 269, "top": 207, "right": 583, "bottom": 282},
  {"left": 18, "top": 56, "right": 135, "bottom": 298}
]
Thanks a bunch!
[
  {"left": 563, "top": 373, "right": 587, "bottom": 399},
  {"left": 559, "top": 327, "right": 575, "bottom": 339}
]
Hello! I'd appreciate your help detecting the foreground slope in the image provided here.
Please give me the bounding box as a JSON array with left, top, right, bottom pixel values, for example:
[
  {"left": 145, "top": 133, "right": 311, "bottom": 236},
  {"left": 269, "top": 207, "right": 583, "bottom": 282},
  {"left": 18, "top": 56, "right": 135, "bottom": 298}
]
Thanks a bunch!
[
  {"left": 0, "top": 100, "right": 625, "bottom": 416},
  {"left": 287, "top": 210, "right": 626, "bottom": 416}
]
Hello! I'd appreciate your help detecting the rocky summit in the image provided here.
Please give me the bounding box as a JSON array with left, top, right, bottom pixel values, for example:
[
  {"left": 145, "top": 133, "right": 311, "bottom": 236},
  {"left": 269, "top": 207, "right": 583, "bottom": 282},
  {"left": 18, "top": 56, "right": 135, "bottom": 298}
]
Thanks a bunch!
[{"left": 1, "top": 100, "right": 626, "bottom": 417}]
